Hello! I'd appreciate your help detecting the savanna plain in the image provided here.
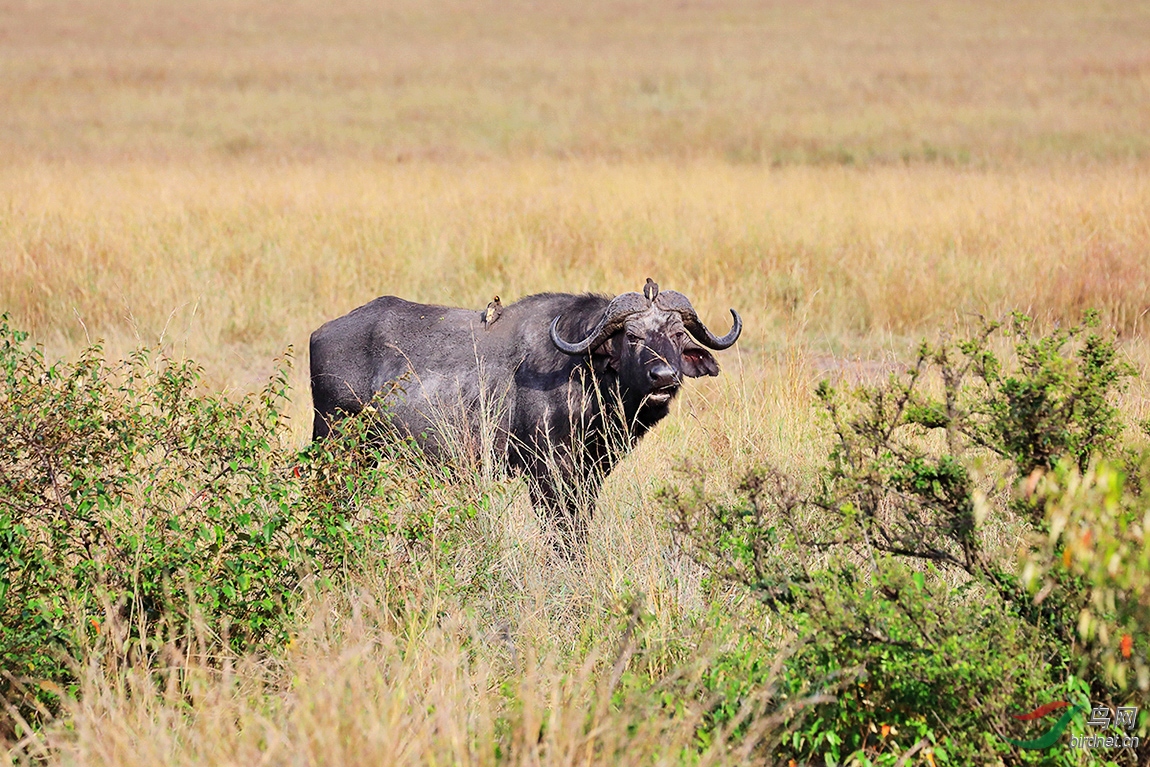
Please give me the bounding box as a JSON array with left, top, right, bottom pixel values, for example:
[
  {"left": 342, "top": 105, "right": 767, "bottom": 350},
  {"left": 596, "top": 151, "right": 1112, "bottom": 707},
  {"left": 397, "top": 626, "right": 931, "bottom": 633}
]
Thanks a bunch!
[{"left": 2, "top": 1, "right": 1150, "bottom": 765}]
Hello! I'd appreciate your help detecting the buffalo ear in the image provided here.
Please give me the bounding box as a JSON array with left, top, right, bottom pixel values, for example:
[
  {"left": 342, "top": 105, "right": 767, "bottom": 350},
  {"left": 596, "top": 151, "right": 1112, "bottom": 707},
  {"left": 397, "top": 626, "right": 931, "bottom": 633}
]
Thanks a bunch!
[
  {"left": 681, "top": 345, "right": 719, "bottom": 377},
  {"left": 591, "top": 335, "right": 621, "bottom": 372}
]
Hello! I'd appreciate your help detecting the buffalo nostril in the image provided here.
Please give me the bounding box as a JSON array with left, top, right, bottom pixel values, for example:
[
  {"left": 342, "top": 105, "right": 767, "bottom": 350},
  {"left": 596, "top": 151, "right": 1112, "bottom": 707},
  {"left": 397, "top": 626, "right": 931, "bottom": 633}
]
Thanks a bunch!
[{"left": 648, "top": 364, "right": 677, "bottom": 388}]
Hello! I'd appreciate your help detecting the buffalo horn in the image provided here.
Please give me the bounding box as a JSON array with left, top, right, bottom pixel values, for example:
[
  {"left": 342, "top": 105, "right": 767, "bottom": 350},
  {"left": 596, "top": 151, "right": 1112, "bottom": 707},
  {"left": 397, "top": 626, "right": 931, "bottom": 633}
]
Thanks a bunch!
[
  {"left": 550, "top": 291, "right": 650, "bottom": 355},
  {"left": 655, "top": 290, "right": 743, "bottom": 350}
]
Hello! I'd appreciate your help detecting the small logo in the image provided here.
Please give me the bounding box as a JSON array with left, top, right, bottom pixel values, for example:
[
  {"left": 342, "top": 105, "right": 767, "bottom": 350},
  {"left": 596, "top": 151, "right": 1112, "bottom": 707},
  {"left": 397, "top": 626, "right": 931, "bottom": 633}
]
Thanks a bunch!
[{"left": 1007, "top": 701, "right": 1141, "bottom": 751}]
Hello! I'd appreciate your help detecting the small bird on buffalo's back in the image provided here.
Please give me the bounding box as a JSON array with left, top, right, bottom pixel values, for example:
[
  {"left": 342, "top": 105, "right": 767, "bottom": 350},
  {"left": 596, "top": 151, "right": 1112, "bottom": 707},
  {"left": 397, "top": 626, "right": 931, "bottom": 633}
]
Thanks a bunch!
[{"left": 483, "top": 296, "right": 503, "bottom": 329}]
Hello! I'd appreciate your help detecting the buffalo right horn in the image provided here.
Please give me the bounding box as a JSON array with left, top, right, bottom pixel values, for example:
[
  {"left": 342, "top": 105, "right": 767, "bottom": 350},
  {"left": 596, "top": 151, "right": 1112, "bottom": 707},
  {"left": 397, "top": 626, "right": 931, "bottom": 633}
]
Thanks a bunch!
[
  {"left": 550, "top": 291, "right": 650, "bottom": 355},
  {"left": 655, "top": 290, "right": 743, "bottom": 350}
]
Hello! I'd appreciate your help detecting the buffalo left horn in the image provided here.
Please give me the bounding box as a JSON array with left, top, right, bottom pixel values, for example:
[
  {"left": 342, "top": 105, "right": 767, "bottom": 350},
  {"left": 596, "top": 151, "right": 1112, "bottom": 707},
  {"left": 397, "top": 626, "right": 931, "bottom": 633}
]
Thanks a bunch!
[{"left": 550, "top": 291, "right": 650, "bottom": 355}]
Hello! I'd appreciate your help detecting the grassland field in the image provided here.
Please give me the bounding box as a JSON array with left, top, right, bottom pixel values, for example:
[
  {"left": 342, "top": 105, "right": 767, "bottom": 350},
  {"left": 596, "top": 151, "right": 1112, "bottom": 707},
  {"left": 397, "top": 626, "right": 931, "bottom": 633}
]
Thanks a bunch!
[{"left": 3, "top": 0, "right": 1150, "bottom": 764}]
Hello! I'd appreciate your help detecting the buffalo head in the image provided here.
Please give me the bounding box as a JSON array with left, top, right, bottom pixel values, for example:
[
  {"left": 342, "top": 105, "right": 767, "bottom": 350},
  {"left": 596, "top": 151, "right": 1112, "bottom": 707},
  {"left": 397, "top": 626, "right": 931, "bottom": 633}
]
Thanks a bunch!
[{"left": 549, "top": 280, "right": 742, "bottom": 415}]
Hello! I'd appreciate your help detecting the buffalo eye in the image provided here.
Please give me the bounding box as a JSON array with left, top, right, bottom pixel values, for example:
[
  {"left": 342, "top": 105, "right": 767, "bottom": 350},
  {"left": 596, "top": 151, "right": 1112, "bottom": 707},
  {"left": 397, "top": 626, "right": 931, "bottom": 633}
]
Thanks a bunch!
[{"left": 626, "top": 333, "right": 644, "bottom": 346}]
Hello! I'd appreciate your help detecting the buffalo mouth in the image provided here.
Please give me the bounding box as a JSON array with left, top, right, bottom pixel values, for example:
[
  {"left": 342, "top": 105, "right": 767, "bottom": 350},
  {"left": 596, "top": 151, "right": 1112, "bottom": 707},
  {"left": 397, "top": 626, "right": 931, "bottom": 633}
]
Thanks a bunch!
[{"left": 644, "top": 385, "right": 679, "bottom": 405}]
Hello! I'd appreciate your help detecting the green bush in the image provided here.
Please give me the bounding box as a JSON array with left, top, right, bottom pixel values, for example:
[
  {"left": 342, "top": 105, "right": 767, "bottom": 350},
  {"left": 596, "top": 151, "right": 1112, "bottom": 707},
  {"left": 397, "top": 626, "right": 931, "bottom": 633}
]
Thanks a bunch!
[
  {"left": 1023, "top": 456, "right": 1150, "bottom": 693},
  {"left": 668, "top": 313, "right": 1147, "bottom": 765},
  {"left": 0, "top": 316, "right": 466, "bottom": 735}
]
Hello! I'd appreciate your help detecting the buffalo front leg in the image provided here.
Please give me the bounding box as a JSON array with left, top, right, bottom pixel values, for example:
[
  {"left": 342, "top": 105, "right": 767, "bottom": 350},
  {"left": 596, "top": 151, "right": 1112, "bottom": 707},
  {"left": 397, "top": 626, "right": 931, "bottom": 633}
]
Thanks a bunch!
[{"left": 525, "top": 467, "right": 600, "bottom": 558}]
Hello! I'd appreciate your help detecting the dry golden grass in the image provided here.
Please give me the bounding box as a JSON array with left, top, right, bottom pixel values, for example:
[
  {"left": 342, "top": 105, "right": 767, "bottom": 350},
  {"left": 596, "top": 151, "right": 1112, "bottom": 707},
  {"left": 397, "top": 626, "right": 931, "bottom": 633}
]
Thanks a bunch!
[
  {"left": 3, "top": 159, "right": 1148, "bottom": 431},
  {"left": 4, "top": 0, "right": 1150, "bottom": 763},
  {"left": 17, "top": 583, "right": 803, "bottom": 767},
  {"left": 4, "top": 0, "right": 1150, "bottom": 163}
]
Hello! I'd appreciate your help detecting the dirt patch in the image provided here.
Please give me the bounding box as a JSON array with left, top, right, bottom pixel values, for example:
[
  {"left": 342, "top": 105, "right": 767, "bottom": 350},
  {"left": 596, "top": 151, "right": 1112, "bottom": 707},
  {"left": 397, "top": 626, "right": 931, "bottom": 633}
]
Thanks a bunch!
[{"left": 806, "top": 353, "right": 905, "bottom": 384}]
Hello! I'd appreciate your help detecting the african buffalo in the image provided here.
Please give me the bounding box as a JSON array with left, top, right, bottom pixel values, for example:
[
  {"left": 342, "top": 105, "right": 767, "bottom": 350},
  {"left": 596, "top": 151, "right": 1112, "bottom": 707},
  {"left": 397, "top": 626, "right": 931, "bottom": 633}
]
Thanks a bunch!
[{"left": 309, "top": 281, "right": 742, "bottom": 548}]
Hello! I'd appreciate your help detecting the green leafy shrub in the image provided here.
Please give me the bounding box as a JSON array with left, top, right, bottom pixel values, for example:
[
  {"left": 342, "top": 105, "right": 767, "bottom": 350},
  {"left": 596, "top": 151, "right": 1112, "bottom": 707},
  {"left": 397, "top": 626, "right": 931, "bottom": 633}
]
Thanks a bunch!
[
  {"left": 0, "top": 316, "right": 467, "bottom": 735},
  {"left": 668, "top": 313, "right": 1146, "bottom": 765},
  {"left": 1022, "top": 456, "right": 1150, "bottom": 693},
  {"left": 964, "top": 312, "right": 1135, "bottom": 476}
]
